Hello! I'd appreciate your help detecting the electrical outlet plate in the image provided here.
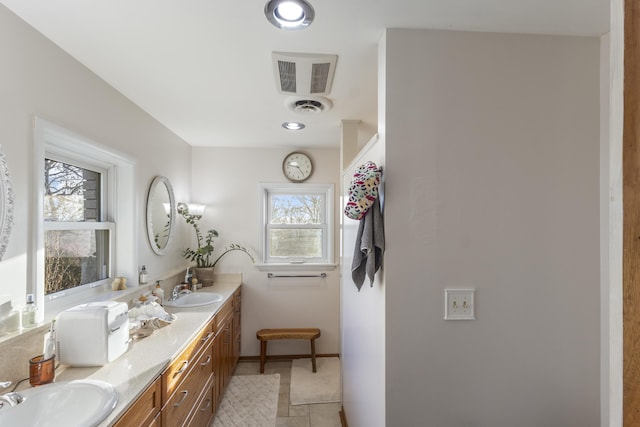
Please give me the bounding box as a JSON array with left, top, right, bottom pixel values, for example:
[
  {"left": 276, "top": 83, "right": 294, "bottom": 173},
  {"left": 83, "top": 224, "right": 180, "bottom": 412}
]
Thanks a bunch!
[{"left": 444, "top": 289, "right": 475, "bottom": 320}]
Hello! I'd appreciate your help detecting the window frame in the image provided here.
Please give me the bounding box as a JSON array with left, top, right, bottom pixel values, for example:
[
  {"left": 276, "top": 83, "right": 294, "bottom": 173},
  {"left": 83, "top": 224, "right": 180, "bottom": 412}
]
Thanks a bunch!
[
  {"left": 43, "top": 155, "right": 115, "bottom": 297},
  {"left": 33, "top": 117, "right": 138, "bottom": 319},
  {"left": 259, "top": 182, "right": 334, "bottom": 269}
]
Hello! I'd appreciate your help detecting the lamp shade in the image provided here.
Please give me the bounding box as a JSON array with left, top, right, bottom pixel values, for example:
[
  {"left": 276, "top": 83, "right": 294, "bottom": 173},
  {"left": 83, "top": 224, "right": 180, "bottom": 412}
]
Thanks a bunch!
[{"left": 187, "top": 203, "right": 206, "bottom": 217}]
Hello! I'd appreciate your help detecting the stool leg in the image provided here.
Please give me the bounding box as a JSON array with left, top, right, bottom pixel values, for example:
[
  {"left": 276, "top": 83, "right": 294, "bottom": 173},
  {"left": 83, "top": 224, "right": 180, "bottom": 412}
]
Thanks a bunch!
[
  {"left": 260, "top": 341, "right": 267, "bottom": 374},
  {"left": 310, "top": 339, "right": 317, "bottom": 373}
]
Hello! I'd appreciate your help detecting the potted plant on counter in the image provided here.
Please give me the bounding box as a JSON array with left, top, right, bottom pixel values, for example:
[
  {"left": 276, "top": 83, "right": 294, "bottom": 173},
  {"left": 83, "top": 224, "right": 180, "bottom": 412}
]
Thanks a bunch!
[{"left": 178, "top": 203, "right": 254, "bottom": 286}]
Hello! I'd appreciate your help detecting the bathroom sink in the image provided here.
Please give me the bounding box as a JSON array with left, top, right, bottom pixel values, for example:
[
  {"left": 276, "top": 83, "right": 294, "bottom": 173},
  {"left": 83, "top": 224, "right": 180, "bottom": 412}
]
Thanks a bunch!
[
  {"left": 0, "top": 379, "right": 117, "bottom": 427},
  {"left": 164, "top": 292, "right": 223, "bottom": 308}
]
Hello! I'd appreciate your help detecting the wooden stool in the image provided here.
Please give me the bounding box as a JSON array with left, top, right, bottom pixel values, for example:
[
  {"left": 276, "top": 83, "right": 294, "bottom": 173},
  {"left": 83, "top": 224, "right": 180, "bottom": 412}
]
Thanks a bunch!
[{"left": 256, "top": 328, "right": 321, "bottom": 374}]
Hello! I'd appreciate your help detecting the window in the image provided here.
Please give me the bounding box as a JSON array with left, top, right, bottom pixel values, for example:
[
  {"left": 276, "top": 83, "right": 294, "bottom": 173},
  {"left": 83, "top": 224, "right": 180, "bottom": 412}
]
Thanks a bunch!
[
  {"left": 260, "top": 183, "right": 334, "bottom": 266},
  {"left": 43, "top": 158, "right": 113, "bottom": 295},
  {"left": 34, "top": 117, "right": 137, "bottom": 318}
]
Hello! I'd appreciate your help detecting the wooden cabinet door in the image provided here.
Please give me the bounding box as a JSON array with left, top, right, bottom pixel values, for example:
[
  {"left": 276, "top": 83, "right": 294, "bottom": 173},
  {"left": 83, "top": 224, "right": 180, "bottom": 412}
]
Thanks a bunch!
[{"left": 113, "top": 377, "right": 162, "bottom": 427}]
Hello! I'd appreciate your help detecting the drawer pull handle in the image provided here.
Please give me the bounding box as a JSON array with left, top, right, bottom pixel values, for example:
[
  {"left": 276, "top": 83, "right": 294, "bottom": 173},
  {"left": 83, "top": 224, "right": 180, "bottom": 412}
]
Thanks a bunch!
[
  {"left": 201, "top": 355, "right": 212, "bottom": 366},
  {"left": 201, "top": 332, "right": 213, "bottom": 342},
  {"left": 174, "top": 360, "right": 189, "bottom": 377},
  {"left": 174, "top": 390, "right": 189, "bottom": 407},
  {"left": 200, "top": 398, "right": 212, "bottom": 412}
]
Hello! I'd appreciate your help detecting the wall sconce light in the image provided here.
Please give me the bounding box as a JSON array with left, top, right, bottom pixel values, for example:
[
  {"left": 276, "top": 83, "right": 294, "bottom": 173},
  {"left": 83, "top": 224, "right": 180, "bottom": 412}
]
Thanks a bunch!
[{"left": 177, "top": 202, "right": 206, "bottom": 219}]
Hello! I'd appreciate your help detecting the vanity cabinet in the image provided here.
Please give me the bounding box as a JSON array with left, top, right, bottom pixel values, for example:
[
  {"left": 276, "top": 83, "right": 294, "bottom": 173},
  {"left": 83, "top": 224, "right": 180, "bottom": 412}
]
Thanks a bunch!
[
  {"left": 162, "top": 286, "right": 241, "bottom": 427},
  {"left": 112, "top": 286, "right": 241, "bottom": 427}
]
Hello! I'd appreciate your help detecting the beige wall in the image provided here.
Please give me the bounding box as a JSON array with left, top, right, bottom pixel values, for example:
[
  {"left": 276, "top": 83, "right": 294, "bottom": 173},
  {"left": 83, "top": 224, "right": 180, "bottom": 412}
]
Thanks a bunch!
[
  {"left": 383, "top": 29, "right": 600, "bottom": 426},
  {"left": 191, "top": 147, "right": 341, "bottom": 356}
]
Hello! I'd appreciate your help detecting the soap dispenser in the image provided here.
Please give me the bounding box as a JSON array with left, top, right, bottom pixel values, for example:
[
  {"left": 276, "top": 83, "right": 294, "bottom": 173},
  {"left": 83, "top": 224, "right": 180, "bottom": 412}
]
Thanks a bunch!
[
  {"left": 153, "top": 281, "right": 164, "bottom": 305},
  {"left": 139, "top": 265, "right": 148, "bottom": 284}
]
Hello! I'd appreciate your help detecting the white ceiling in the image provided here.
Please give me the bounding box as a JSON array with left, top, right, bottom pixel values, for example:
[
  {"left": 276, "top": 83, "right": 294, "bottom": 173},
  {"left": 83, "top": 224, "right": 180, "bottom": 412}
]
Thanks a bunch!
[{"left": 1, "top": 0, "right": 609, "bottom": 148}]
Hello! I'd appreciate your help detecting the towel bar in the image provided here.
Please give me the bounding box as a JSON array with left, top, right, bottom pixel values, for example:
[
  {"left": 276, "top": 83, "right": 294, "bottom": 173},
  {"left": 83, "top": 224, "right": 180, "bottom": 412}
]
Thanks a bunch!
[{"left": 267, "top": 273, "right": 327, "bottom": 278}]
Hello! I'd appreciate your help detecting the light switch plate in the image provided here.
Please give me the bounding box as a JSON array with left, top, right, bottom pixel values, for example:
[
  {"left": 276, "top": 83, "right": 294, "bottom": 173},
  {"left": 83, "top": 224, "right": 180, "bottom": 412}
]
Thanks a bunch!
[{"left": 444, "top": 289, "right": 475, "bottom": 320}]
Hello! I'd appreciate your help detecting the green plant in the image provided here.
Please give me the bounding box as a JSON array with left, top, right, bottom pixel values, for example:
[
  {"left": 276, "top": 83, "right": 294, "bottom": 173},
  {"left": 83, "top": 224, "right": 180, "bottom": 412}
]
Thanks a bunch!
[{"left": 179, "top": 204, "right": 254, "bottom": 268}]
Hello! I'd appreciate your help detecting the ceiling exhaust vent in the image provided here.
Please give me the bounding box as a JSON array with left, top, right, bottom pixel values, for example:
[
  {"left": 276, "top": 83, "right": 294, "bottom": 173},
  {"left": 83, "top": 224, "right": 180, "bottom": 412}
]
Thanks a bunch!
[
  {"left": 273, "top": 52, "right": 338, "bottom": 96},
  {"left": 286, "top": 96, "right": 333, "bottom": 114}
]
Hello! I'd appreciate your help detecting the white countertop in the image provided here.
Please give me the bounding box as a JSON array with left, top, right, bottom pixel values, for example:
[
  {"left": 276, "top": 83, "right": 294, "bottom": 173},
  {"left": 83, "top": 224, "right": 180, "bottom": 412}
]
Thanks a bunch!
[{"left": 49, "top": 280, "right": 241, "bottom": 427}]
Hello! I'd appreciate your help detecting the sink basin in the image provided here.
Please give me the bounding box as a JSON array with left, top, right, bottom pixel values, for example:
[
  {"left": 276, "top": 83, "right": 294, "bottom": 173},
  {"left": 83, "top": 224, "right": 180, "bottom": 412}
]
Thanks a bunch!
[
  {"left": 0, "top": 379, "right": 117, "bottom": 427},
  {"left": 164, "top": 292, "right": 223, "bottom": 308}
]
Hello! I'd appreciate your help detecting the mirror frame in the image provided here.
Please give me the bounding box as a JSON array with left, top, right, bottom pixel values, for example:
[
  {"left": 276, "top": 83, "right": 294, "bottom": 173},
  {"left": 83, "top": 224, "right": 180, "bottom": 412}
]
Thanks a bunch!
[
  {"left": 146, "top": 176, "right": 176, "bottom": 256},
  {"left": 0, "top": 145, "right": 14, "bottom": 261}
]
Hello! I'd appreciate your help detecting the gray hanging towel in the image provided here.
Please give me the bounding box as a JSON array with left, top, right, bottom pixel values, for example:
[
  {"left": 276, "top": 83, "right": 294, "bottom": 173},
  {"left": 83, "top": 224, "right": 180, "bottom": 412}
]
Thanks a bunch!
[{"left": 351, "top": 197, "right": 385, "bottom": 291}]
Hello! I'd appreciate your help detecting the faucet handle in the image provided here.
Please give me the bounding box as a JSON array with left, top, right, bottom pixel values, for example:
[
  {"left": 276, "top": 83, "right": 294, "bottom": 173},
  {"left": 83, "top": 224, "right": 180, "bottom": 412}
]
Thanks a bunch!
[{"left": 0, "top": 381, "right": 11, "bottom": 389}]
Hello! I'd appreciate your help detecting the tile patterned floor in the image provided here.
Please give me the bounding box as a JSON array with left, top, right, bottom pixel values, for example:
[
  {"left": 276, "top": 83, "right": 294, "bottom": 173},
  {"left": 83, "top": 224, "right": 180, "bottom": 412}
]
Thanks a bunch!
[{"left": 233, "top": 360, "right": 342, "bottom": 427}]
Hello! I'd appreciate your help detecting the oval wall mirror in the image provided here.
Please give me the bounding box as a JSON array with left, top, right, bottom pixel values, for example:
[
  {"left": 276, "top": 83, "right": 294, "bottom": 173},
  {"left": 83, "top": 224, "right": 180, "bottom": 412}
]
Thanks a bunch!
[
  {"left": 0, "top": 145, "right": 14, "bottom": 261},
  {"left": 146, "top": 176, "right": 176, "bottom": 255}
]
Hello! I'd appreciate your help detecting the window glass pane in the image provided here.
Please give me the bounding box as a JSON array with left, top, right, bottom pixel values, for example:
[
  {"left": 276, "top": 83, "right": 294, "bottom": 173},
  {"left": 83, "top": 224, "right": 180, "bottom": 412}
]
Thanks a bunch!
[
  {"left": 269, "top": 228, "right": 323, "bottom": 257},
  {"left": 270, "top": 194, "right": 324, "bottom": 224},
  {"left": 44, "top": 159, "right": 101, "bottom": 222},
  {"left": 44, "top": 229, "right": 109, "bottom": 294}
]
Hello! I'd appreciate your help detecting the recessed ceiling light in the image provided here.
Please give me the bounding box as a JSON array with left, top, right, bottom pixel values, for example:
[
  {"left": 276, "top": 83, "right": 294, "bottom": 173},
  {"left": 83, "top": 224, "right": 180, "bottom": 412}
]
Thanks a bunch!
[
  {"left": 282, "top": 121, "right": 305, "bottom": 130},
  {"left": 265, "top": 0, "right": 315, "bottom": 30}
]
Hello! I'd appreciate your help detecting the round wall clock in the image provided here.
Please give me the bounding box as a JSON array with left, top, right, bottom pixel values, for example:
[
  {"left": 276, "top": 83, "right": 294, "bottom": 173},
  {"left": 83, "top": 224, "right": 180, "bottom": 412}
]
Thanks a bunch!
[{"left": 282, "top": 152, "right": 313, "bottom": 182}]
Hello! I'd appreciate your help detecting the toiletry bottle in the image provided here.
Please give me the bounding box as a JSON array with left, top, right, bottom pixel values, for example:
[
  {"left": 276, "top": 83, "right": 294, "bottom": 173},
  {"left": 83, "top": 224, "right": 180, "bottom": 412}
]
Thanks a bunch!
[
  {"left": 153, "top": 281, "right": 164, "bottom": 305},
  {"left": 139, "top": 265, "right": 148, "bottom": 284},
  {"left": 21, "top": 294, "right": 37, "bottom": 329}
]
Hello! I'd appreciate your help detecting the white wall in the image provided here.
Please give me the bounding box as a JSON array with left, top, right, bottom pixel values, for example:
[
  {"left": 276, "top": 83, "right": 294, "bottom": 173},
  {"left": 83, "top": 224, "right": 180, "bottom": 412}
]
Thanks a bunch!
[
  {"left": 383, "top": 29, "right": 600, "bottom": 426},
  {"left": 341, "top": 135, "right": 386, "bottom": 427},
  {"left": 190, "top": 147, "right": 341, "bottom": 356},
  {"left": 0, "top": 4, "right": 191, "bottom": 314}
]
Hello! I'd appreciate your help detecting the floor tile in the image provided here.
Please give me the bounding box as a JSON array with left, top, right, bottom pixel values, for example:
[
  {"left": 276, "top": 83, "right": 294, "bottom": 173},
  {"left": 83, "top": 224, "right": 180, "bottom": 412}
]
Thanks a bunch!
[
  {"left": 276, "top": 416, "right": 311, "bottom": 427},
  {"left": 309, "top": 403, "right": 342, "bottom": 427},
  {"left": 278, "top": 391, "right": 290, "bottom": 417},
  {"left": 289, "top": 404, "right": 309, "bottom": 417}
]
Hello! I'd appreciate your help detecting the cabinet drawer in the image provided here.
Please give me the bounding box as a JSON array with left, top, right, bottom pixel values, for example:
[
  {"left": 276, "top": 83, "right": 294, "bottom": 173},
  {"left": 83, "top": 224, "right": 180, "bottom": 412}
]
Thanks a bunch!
[
  {"left": 163, "top": 370, "right": 214, "bottom": 427},
  {"left": 190, "top": 339, "right": 214, "bottom": 389},
  {"left": 162, "top": 340, "right": 214, "bottom": 427},
  {"left": 113, "top": 377, "right": 161, "bottom": 427},
  {"left": 187, "top": 377, "right": 215, "bottom": 427},
  {"left": 162, "top": 320, "right": 214, "bottom": 400}
]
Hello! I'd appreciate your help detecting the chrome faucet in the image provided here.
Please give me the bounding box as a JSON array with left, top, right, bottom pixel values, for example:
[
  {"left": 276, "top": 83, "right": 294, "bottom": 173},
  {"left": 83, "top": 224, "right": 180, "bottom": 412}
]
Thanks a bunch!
[
  {"left": 169, "top": 285, "right": 182, "bottom": 301},
  {"left": 0, "top": 382, "right": 25, "bottom": 408}
]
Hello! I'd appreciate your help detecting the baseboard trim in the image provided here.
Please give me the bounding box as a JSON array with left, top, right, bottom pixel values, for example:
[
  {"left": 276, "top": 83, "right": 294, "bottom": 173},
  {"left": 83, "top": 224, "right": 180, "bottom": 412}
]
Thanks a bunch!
[
  {"left": 239, "top": 353, "right": 339, "bottom": 362},
  {"left": 339, "top": 406, "right": 348, "bottom": 427}
]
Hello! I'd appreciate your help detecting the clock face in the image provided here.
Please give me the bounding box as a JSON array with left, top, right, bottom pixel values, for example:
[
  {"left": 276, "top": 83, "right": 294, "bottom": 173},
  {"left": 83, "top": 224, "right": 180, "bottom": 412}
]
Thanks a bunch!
[{"left": 282, "top": 152, "right": 313, "bottom": 182}]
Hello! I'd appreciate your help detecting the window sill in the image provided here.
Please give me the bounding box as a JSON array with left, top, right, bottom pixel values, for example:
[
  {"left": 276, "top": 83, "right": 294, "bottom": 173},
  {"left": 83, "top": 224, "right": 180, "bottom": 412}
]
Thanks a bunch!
[
  {"left": 43, "top": 284, "right": 147, "bottom": 324},
  {"left": 255, "top": 263, "right": 337, "bottom": 272}
]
